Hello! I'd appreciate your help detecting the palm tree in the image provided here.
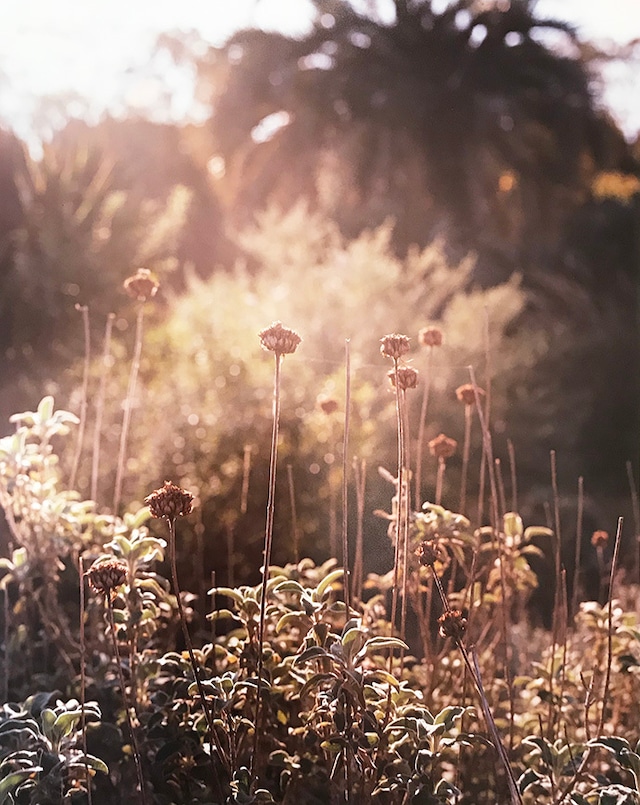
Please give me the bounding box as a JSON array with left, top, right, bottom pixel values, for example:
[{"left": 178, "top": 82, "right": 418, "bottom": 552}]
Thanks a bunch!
[{"left": 191, "top": 0, "right": 621, "bottom": 271}]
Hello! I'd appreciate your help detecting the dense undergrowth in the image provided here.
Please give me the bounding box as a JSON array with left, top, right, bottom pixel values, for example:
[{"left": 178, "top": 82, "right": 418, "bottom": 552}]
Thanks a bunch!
[{"left": 1, "top": 314, "right": 639, "bottom": 803}]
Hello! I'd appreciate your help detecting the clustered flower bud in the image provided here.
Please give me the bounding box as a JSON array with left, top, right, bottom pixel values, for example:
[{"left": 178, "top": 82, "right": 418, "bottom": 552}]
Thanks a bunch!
[
  {"left": 418, "top": 326, "right": 443, "bottom": 348},
  {"left": 380, "top": 333, "right": 410, "bottom": 360},
  {"left": 438, "top": 609, "right": 467, "bottom": 641},
  {"left": 86, "top": 559, "right": 128, "bottom": 596},
  {"left": 415, "top": 540, "right": 442, "bottom": 567},
  {"left": 388, "top": 365, "right": 419, "bottom": 391},
  {"left": 429, "top": 433, "right": 458, "bottom": 461},
  {"left": 456, "top": 383, "right": 485, "bottom": 407},
  {"left": 123, "top": 268, "right": 159, "bottom": 302},
  {"left": 259, "top": 322, "right": 301, "bottom": 356},
  {"left": 318, "top": 396, "right": 339, "bottom": 415},
  {"left": 591, "top": 530, "right": 609, "bottom": 548},
  {"left": 145, "top": 481, "right": 194, "bottom": 520}
]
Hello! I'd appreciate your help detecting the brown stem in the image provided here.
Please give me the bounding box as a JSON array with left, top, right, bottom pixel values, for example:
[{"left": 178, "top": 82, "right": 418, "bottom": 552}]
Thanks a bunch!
[
  {"left": 70, "top": 304, "right": 90, "bottom": 492},
  {"left": 91, "top": 313, "right": 114, "bottom": 503},
  {"left": 287, "top": 464, "right": 300, "bottom": 565},
  {"left": 507, "top": 439, "right": 518, "bottom": 513},
  {"left": 79, "top": 557, "right": 93, "bottom": 805},
  {"left": 352, "top": 458, "right": 366, "bottom": 605},
  {"left": 106, "top": 596, "right": 147, "bottom": 805},
  {"left": 113, "top": 304, "right": 144, "bottom": 514},
  {"left": 598, "top": 520, "right": 623, "bottom": 732},
  {"left": 460, "top": 404, "right": 472, "bottom": 514},
  {"left": 415, "top": 347, "right": 432, "bottom": 508},
  {"left": 390, "top": 358, "right": 404, "bottom": 638},
  {"left": 240, "top": 444, "right": 253, "bottom": 516},
  {"left": 253, "top": 352, "right": 283, "bottom": 782},
  {"left": 435, "top": 457, "right": 445, "bottom": 506},
  {"left": 341, "top": 339, "right": 352, "bottom": 616},
  {"left": 571, "top": 476, "right": 584, "bottom": 619},
  {"left": 168, "top": 518, "right": 226, "bottom": 794}
]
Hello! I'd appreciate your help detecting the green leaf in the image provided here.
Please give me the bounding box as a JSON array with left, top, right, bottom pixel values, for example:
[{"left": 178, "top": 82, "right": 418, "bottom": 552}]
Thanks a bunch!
[
  {"left": 316, "top": 569, "right": 344, "bottom": 599},
  {"left": 433, "top": 706, "right": 465, "bottom": 728},
  {"left": 52, "top": 710, "right": 82, "bottom": 740},
  {"left": 362, "top": 637, "right": 409, "bottom": 654},
  {"left": 208, "top": 587, "right": 245, "bottom": 606},
  {"left": 275, "top": 612, "right": 310, "bottom": 633},
  {"left": 0, "top": 768, "right": 42, "bottom": 803},
  {"left": 293, "top": 646, "right": 330, "bottom": 666},
  {"left": 364, "top": 669, "right": 400, "bottom": 687},
  {"left": 37, "top": 396, "right": 55, "bottom": 423},
  {"left": 40, "top": 708, "right": 56, "bottom": 742},
  {"left": 274, "top": 580, "right": 305, "bottom": 595},
  {"left": 68, "top": 754, "right": 109, "bottom": 774},
  {"left": 207, "top": 609, "right": 240, "bottom": 621}
]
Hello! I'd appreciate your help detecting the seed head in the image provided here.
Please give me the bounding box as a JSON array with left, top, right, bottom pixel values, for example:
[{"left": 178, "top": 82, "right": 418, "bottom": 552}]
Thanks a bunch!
[
  {"left": 418, "top": 327, "right": 443, "bottom": 348},
  {"left": 145, "top": 481, "right": 194, "bottom": 520},
  {"left": 259, "top": 321, "right": 301, "bottom": 356},
  {"left": 123, "top": 268, "right": 159, "bottom": 302},
  {"left": 388, "top": 366, "right": 419, "bottom": 391},
  {"left": 380, "top": 333, "right": 410, "bottom": 360},
  {"left": 429, "top": 433, "right": 457, "bottom": 461},
  {"left": 415, "top": 540, "right": 442, "bottom": 567},
  {"left": 318, "top": 396, "right": 339, "bottom": 415},
  {"left": 438, "top": 609, "right": 467, "bottom": 641},
  {"left": 591, "top": 530, "right": 609, "bottom": 548},
  {"left": 456, "top": 383, "right": 485, "bottom": 407},
  {"left": 86, "top": 559, "right": 128, "bottom": 596}
]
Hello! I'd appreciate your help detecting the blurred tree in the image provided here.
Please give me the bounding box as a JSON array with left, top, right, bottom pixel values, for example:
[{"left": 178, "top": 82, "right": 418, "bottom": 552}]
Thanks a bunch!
[
  {"left": 177, "top": 0, "right": 637, "bottom": 280},
  {"left": 50, "top": 118, "right": 237, "bottom": 279},
  {"left": 0, "top": 135, "right": 190, "bottom": 422}
]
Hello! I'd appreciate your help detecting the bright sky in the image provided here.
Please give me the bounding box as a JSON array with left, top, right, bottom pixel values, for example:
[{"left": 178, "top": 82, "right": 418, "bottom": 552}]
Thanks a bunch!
[{"left": 0, "top": 0, "right": 638, "bottom": 142}]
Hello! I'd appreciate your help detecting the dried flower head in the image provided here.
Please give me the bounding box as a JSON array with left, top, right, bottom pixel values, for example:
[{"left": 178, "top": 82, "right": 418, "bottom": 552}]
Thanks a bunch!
[
  {"left": 419, "top": 327, "right": 443, "bottom": 348},
  {"left": 123, "top": 268, "right": 159, "bottom": 302},
  {"left": 145, "top": 481, "right": 194, "bottom": 520},
  {"left": 318, "top": 396, "right": 339, "bottom": 415},
  {"left": 456, "top": 383, "right": 485, "bottom": 407},
  {"left": 259, "top": 321, "right": 301, "bottom": 356},
  {"left": 86, "top": 559, "right": 128, "bottom": 596},
  {"left": 388, "top": 365, "right": 419, "bottom": 391},
  {"left": 429, "top": 433, "right": 457, "bottom": 461},
  {"left": 380, "top": 333, "right": 410, "bottom": 360},
  {"left": 591, "top": 530, "right": 609, "bottom": 548},
  {"left": 415, "top": 540, "right": 443, "bottom": 567},
  {"left": 438, "top": 609, "right": 467, "bottom": 641}
]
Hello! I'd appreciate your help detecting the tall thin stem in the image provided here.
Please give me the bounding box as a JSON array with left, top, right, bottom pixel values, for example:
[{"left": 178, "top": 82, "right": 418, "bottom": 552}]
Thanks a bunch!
[
  {"left": 113, "top": 305, "right": 144, "bottom": 513},
  {"left": 390, "top": 358, "right": 405, "bottom": 640},
  {"left": 70, "top": 304, "right": 90, "bottom": 491},
  {"left": 435, "top": 457, "right": 445, "bottom": 506},
  {"left": 597, "top": 518, "right": 623, "bottom": 736},
  {"left": 415, "top": 347, "right": 432, "bottom": 507},
  {"left": 400, "top": 386, "right": 411, "bottom": 645},
  {"left": 91, "top": 313, "right": 114, "bottom": 503},
  {"left": 507, "top": 439, "right": 518, "bottom": 512},
  {"left": 571, "top": 476, "right": 584, "bottom": 619},
  {"left": 459, "top": 404, "right": 472, "bottom": 514},
  {"left": 105, "top": 596, "right": 147, "bottom": 805},
  {"left": 352, "top": 458, "right": 366, "bottom": 605},
  {"left": 253, "top": 352, "right": 282, "bottom": 779},
  {"left": 168, "top": 518, "right": 226, "bottom": 793},
  {"left": 287, "top": 464, "right": 300, "bottom": 564},
  {"left": 342, "top": 339, "right": 352, "bottom": 616},
  {"left": 79, "top": 557, "right": 93, "bottom": 805}
]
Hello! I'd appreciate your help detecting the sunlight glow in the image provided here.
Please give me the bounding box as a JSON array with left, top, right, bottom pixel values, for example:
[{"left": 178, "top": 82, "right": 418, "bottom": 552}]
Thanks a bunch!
[{"left": 1, "top": 0, "right": 638, "bottom": 140}]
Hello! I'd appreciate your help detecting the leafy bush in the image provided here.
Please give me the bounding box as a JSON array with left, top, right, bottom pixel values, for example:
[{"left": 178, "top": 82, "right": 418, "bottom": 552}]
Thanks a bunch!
[{"left": 1, "top": 392, "right": 639, "bottom": 803}]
